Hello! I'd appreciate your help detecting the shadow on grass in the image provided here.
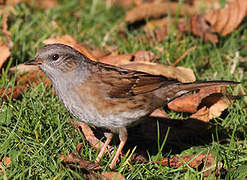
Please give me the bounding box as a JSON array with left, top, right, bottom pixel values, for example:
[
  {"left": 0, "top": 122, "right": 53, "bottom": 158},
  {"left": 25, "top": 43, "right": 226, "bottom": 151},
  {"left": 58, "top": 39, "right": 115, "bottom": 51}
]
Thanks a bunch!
[{"left": 90, "top": 110, "right": 241, "bottom": 161}]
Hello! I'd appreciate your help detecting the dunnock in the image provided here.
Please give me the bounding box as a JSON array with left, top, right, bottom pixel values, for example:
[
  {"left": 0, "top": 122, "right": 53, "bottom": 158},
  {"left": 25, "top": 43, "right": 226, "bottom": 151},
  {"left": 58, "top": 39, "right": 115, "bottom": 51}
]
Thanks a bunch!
[{"left": 25, "top": 44, "right": 237, "bottom": 169}]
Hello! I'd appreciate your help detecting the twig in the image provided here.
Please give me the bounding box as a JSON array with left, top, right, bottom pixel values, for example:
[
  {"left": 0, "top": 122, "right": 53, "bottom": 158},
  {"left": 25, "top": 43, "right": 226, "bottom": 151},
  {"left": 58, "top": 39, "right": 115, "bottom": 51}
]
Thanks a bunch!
[{"left": 172, "top": 46, "right": 196, "bottom": 66}]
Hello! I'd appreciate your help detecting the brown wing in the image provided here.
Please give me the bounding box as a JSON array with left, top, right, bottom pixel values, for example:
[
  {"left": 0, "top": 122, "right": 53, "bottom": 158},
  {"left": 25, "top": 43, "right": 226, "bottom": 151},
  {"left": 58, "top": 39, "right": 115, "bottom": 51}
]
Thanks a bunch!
[{"left": 90, "top": 63, "right": 178, "bottom": 98}]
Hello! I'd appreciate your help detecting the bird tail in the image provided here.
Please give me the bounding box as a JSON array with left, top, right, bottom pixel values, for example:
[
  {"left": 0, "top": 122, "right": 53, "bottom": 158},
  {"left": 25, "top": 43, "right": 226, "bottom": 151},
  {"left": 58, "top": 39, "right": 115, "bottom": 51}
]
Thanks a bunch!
[{"left": 162, "top": 80, "right": 239, "bottom": 102}]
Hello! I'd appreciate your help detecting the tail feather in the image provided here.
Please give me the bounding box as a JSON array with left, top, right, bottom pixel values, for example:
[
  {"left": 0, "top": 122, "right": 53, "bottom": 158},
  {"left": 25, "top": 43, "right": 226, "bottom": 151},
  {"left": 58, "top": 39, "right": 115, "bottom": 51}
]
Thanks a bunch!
[{"left": 164, "top": 80, "right": 239, "bottom": 102}]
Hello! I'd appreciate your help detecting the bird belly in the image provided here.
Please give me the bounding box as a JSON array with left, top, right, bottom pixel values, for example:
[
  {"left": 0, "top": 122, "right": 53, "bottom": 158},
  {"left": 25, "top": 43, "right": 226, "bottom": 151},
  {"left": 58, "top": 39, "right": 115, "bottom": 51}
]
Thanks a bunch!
[{"left": 63, "top": 86, "right": 151, "bottom": 128}]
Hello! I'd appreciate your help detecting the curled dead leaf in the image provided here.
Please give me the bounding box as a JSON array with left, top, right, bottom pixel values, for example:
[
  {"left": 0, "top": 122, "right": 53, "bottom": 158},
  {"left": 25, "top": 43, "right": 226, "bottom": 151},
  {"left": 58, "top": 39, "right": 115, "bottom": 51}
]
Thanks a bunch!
[
  {"left": 155, "top": 153, "right": 216, "bottom": 177},
  {"left": 150, "top": 108, "right": 168, "bottom": 118},
  {"left": 205, "top": 0, "right": 247, "bottom": 36},
  {"left": 190, "top": 94, "right": 232, "bottom": 123},
  {"left": 43, "top": 35, "right": 97, "bottom": 61},
  {"left": 60, "top": 153, "right": 101, "bottom": 170},
  {"left": 29, "top": 0, "right": 58, "bottom": 9},
  {"left": 125, "top": 2, "right": 196, "bottom": 23},
  {"left": 68, "top": 119, "right": 112, "bottom": 151},
  {"left": 0, "top": 42, "right": 10, "bottom": 69},
  {"left": 98, "top": 50, "right": 155, "bottom": 65},
  {"left": 191, "top": 15, "right": 218, "bottom": 43},
  {"left": 120, "top": 62, "right": 196, "bottom": 83},
  {"left": 168, "top": 87, "right": 222, "bottom": 113}
]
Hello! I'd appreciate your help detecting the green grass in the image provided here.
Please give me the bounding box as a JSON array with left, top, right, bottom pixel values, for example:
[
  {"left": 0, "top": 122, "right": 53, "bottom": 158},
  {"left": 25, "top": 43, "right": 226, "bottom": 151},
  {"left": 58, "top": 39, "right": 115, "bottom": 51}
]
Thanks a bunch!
[{"left": 1, "top": 0, "right": 247, "bottom": 179}]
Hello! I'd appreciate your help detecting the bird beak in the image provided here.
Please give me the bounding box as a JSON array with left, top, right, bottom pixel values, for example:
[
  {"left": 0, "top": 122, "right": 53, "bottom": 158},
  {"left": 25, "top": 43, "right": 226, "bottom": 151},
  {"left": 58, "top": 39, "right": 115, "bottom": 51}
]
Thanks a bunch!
[{"left": 24, "top": 58, "right": 43, "bottom": 65}]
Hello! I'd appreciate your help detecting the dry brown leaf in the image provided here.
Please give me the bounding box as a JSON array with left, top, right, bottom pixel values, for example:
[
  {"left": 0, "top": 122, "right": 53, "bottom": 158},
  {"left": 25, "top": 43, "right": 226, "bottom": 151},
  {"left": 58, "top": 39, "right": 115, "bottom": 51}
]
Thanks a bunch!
[
  {"left": 31, "top": 0, "right": 58, "bottom": 9},
  {"left": 168, "top": 87, "right": 222, "bottom": 113},
  {"left": 16, "top": 70, "right": 50, "bottom": 87},
  {"left": 0, "top": 0, "right": 20, "bottom": 6},
  {"left": 193, "top": 0, "right": 221, "bottom": 13},
  {"left": 9, "top": 63, "right": 40, "bottom": 73},
  {"left": 0, "top": 42, "right": 10, "bottom": 69},
  {"left": 125, "top": 2, "right": 197, "bottom": 23},
  {"left": 43, "top": 35, "right": 97, "bottom": 61},
  {"left": 1, "top": 12, "right": 12, "bottom": 47},
  {"left": 191, "top": 15, "right": 218, "bottom": 43},
  {"left": 68, "top": 119, "right": 112, "bottom": 151},
  {"left": 0, "top": 0, "right": 58, "bottom": 10},
  {"left": 101, "top": 172, "right": 125, "bottom": 180},
  {"left": 0, "top": 70, "right": 51, "bottom": 102},
  {"left": 190, "top": 94, "right": 231, "bottom": 122},
  {"left": 0, "top": 156, "right": 11, "bottom": 179},
  {"left": 150, "top": 108, "right": 168, "bottom": 118},
  {"left": 0, "top": 85, "right": 26, "bottom": 102},
  {"left": 144, "top": 17, "right": 170, "bottom": 32},
  {"left": 205, "top": 0, "right": 247, "bottom": 36},
  {"left": 60, "top": 153, "right": 101, "bottom": 170},
  {"left": 98, "top": 51, "right": 155, "bottom": 65},
  {"left": 1, "top": 157, "right": 11, "bottom": 167},
  {"left": 155, "top": 153, "right": 217, "bottom": 177},
  {"left": 155, "top": 154, "right": 204, "bottom": 168},
  {"left": 120, "top": 62, "right": 196, "bottom": 83},
  {"left": 144, "top": 17, "right": 190, "bottom": 43},
  {"left": 155, "top": 153, "right": 215, "bottom": 170}
]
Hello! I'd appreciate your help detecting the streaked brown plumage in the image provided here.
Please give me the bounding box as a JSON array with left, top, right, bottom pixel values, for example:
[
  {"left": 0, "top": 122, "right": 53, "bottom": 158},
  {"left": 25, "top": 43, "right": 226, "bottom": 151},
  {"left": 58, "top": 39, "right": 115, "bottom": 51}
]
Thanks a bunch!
[{"left": 25, "top": 44, "right": 237, "bottom": 169}]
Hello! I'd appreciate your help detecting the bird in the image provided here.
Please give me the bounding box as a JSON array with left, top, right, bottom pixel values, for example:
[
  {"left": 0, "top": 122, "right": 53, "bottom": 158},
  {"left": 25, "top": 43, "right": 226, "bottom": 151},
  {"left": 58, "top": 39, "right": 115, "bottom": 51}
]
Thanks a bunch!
[{"left": 25, "top": 43, "right": 237, "bottom": 169}]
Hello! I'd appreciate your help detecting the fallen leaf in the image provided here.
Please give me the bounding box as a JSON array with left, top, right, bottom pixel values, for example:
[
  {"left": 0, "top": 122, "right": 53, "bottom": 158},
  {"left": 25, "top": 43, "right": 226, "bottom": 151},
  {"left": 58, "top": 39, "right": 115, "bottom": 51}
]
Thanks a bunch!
[
  {"left": 1, "top": 12, "right": 12, "bottom": 47},
  {"left": 0, "top": 85, "right": 26, "bottom": 102},
  {"left": 1, "top": 0, "right": 20, "bottom": 5},
  {"left": 0, "top": 156, "right": 11, "bottom": 179},
  {"left": 101, "top": 171, "right": 125, "bottom": 180},
  {"left": 43, "top": 35, "right": 97, "bottom": 61},
  {"left": 60, "top": 153, "right": 101, "bottom": 170},
  {"left": 120, "top": 62, "right": 196, "bottom": 83},
  {"left": 144, "top": 17, "right": 170, "bottom": 32},
  {"left": 9, "top": 63, "right": 40, "bottom": 73},
  {"left": 76, "top": 143, "right": 84, "bottom": 154},
  {"left": 125, "top": 2, "right": 196, "bottom": 23},
  {"left": 191, "top": 15, "right": 218, "bottom": 43},
  {"left": 150, "top": 108, "right": 168, "bottom": 118},
  {"left": 144, "top": 17, "right": 190, "bottom": 43},
  {"left": 16, "top": 70, "right": 50, "bottom": 87},
  {"left": 98, "top": 51, "right": 155, "bottom": 65},
  {"left": 205, "top": 0, "right": 247, "bottom": 36},
  {"left": 193, "top": 0, "right": 221, "bottom": 13},
  {"left": 190, "top": 94, "right": 231, "bottom": 122},
  {"left": 30, "top": 0, "right": 58, "bottom": 9},
  {"left": 168, "top": 87, "right": 222, "bottom": 113},
  {"left": 0, "top": 42, "right": 11, "bottom": 69},
  {"left": 155, "top": 153, "right": 215, "bottom": 171},
  {"left": 1, "top": 157, "right": 11, "bottom": 167},
  {"left": 130, "top": 152, "right": 148, "bottom": 163},
  {"left": 0, "top": 70, "right": 51, "bottom": 102},
  {"left": 155, "top": 153, "right": 218, "bottom": 177},
  {"left": 68, "top": 119, "right": 112, "bottom": 151}
]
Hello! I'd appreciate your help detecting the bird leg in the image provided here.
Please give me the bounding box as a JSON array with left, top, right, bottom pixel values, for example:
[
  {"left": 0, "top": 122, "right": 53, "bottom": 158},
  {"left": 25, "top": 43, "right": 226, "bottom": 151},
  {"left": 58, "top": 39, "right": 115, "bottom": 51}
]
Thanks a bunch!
[
  {"left": 109, "top": 127, "right": 127, "bottom": 169},
  {"left": 95, "top": 132, "right": 113, "bottom": 163}
]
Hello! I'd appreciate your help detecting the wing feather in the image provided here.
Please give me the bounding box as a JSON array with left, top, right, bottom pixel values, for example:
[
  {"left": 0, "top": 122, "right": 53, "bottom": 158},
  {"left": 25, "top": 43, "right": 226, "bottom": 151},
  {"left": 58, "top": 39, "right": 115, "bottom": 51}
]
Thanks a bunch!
[{"left": 90, "top": 63, "right": 177, "bottom": 98}]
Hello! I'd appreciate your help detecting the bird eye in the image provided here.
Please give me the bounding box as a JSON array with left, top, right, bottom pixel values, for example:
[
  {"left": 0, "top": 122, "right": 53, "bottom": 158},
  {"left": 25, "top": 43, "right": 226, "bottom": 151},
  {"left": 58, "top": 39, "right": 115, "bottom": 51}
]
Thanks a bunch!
[{"left": 52, "top": 54, "right": 59, "bottom": 61}]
